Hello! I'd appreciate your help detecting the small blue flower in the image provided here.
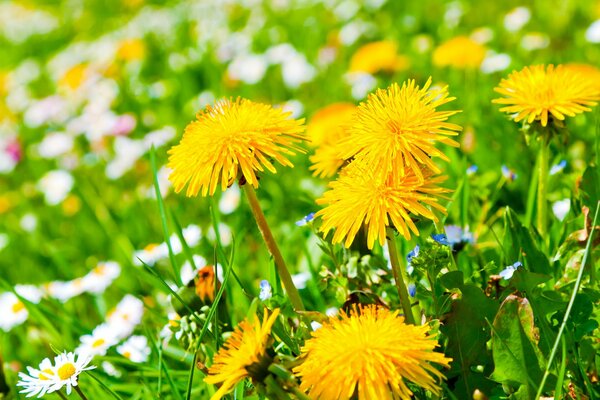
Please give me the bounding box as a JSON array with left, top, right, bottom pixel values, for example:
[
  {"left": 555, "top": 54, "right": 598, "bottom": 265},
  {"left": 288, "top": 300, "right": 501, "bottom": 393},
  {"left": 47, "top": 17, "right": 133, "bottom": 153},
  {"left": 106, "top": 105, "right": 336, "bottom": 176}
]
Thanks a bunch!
[
  {"left": 501, "top": 165, "right": 518, "bottom": 181},
  {"left": 444, "top": 225, "right": 475, "bottom": 251},
  {"left": 550, "top": 160, "right": 567, "bottom": 175},
  {"left": 295, "top": 212, "right": 315, "bottom": 227},
  {"left": 466, "top": 165, "right": 478, "bottom": 176},
  {"left": 408, "top": 283, "right": 417, "bottom": 297},
  {"left": 259, "top": 280, "right": 272, "bottom": 301},
  {"left": 431, "top": 233, "right": 451, "bottom": 246},
  {"left": 406, "top": 245, "right": 419, "bottom": 275},
  {"left": 499, "top": 261, "right": 522, "bottom": 280}
]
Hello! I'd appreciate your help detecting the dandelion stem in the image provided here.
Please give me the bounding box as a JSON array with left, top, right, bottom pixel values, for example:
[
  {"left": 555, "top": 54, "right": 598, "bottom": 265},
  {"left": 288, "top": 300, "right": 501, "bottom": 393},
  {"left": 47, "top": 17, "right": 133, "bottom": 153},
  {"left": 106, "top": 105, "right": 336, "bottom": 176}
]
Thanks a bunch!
[
  {"left": 386, "top": 227, "right": 416, "bottom": 325},
  {"left": 536, "top": 136, "right": 550, "bottom": 237},
  {"left": 74, "top": 386, "right": 90, "bottom": 400},
  {"left": 243, "top": 184, "right": 305, "bottom": 311}
]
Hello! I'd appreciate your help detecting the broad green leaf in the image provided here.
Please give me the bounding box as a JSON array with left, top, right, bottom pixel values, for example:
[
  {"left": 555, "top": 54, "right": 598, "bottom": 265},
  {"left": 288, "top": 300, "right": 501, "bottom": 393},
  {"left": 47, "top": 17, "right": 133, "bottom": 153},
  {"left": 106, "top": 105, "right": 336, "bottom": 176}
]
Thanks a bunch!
[
  {"left": 491, "top": 295, "right": 547, "bottom": 400},
  {"left": 503, "top": 207, "right": 550, "bottom": 274}
]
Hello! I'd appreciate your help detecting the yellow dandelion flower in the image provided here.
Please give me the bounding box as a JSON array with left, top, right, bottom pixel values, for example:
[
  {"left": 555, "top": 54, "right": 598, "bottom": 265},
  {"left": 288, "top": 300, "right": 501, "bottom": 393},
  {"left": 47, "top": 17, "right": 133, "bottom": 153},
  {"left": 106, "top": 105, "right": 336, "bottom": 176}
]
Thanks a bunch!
[
  {"left": 59, "top": 64, "right": 88, "bottom": 91},
  {"left": 294, "top": 305, "right": 451, "bottom": 400},
  {"left": 432, "top": 36, "right": 486, "bottom": 69},
  {"left": 315, "top": 162, "right": 449, "bottom": 249},
  {"left": 349, "top": 41, "right": 410, "bottom": 74},
  {"left": 307, "top": 103, "right": 355, "bottom": 178},
  {"left": 493, "top": 64, "right": 600, "bottom": 127},
  {"left": 205, "top": 308, "right": 280, "bottom": 400},
  {"left": 337, "top": 78, "right": 461, "bottom": 182},
  {"left": 168, "top": 98, "right": 306, "bottom": 197},
  {"left": 116, "top": 38, "right": 146, "bottom": 62}
]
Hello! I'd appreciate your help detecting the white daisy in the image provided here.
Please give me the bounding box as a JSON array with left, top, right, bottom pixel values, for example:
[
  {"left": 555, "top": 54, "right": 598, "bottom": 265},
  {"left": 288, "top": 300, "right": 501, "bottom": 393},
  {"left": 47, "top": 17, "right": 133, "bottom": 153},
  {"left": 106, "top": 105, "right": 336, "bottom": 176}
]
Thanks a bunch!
[
  {"left": 106, "top": 295, "right": 144, "bottom": 339},
  {"left": 117, "top": 335, "right": 151, "bottom": 363},
  {"left": 0, "top": 292, "right": 28, "bottom": 332},
  {"left": 75, "top": 324, "right": 119, "bottom": 357},
  {"left": 47, "top": 352, "right": 95, "bottom": 395},
  {"left": 82, "top": 261, "right": 121, "bottom": 294},
  {"left": 17, "top": 358, "right": 55, "bottom": 398}
]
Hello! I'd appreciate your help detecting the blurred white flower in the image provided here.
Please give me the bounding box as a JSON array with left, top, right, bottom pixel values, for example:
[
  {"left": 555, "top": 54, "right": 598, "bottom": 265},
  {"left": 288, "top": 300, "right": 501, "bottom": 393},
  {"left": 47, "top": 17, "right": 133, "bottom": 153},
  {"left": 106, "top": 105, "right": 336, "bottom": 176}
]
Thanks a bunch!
[
  {"left": 481, "top": 53, "right": 511, "bottom": 74},
  {"left": 334, "top": 0, "right": 360, "bottom": 21},
  {"left": 345, "top": 72, "right": 377, "bottom": 100},
  {"left": 117, "top": 335, "right": 151, "bottom": 363},
  {"left": 37, "top": 132, "right": 74, "bottom": 159},
  {"left": 134, "top": 242, "right": 168, "bottom": 267},
  {"left": 520, "top": 33, "right": 549, "bottom": 51},
  {"left": 470, "top": 27, "right": 494, "bottom": 44},
  {"left": 76, "top": 324, "right": 119, "bottom": 357},
  {"left": 37, "top": 170, "right": 74, "bottom": 205},
  {"left": 281, "top": 54, "right": 316, "bottom": 89},
  {"left": 82, "top": 261, "right": 121, "bottom": 295},
  {"left": 338, "top": 20, "right": 370, "bottom": 45},
  {"left": 106, "top": 295, "right": 144, "bottom": 338},
  {"left": 444, "top": 2, "right": 463, "bottom": 28},
  {"left": 0, "top": 292, "right": 28, "bottom": 331},
  {"left": 20, "top": 213, "right": 38, "bottom": 232},
  {"left": 207, "top": 222, "right": 232, "bottom": 246},
  {"left": 280, "top": 99, "right": 304, "bottom": 118},
  {"left": 292, "top": 271, "right": 311, "bottom": 289},
  {"left": 218, "top": 184, "right": 241, "bottom": 214},
  {"left": 15, "top": 284, "right": 43, "bottom": 304},
  {"left": 0, "top": 233, "right": 8, "bottom": 251},
  {"left": 504, "top": 7, "right": 530, "bottom": 32},
  {"left": 265, "top": 43, "right": 297, "bottom": 64},
  {"left": 46, "top": 279, "right": 86, "bottom": 303},
  {"left": 552, "top": 199, "right": 571, "bottom": 221},
  {"left": 24, "top": 96, "right": 68, "bottom": 128},
  {"left": 101, "top": 361, "right": 122, "bottom": 378},
  {"left": 585, "top": 20, "right": 600, "bottom": 43},
  {"left": 227, "top": 54, "right": 267, "bottom": 84}
]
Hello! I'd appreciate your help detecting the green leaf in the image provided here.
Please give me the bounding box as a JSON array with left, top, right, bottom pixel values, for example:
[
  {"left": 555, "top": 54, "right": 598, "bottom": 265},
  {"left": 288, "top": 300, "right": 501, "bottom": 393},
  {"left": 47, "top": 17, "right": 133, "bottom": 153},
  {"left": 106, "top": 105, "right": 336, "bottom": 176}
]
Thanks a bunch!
[
  {"left": 580, "top": 166, "right": 599, "bottom": 210},
  {"left": 491, "top": 295, "right": 547, "bottom": 400},
  {"left": 440, "top": 272, "right": 498, "bottom": 399}
]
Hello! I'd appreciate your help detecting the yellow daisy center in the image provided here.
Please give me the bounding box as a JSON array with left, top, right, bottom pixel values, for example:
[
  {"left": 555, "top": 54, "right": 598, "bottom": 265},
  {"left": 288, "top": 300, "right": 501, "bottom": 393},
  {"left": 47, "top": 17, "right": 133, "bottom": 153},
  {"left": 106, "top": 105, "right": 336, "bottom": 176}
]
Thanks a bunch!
[
  {"left": 92, "top": 339, "right": 105, "bottom": 348},
  {"left": 39, "top": 368, "right": 54, "bottom": 381},
  {"left": 57, "top": 363, "right": 76, "bottom": 380},
  {"left": 11, "top": 300, "right": 25, "bottom": 314}
]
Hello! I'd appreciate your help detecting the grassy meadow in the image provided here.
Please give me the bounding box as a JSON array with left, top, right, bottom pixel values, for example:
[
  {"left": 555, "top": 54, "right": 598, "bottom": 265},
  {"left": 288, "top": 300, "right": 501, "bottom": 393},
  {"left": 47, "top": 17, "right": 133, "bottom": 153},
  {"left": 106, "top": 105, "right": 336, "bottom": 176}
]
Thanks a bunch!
[{"left": 1, "top": 0, "right": 600, "bottom": 399}]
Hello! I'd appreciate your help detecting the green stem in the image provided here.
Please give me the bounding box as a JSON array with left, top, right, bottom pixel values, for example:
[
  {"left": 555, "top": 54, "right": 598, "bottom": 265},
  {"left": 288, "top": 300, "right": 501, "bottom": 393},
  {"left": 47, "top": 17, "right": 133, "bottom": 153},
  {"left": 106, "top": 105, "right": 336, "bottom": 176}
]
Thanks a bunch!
[
  {"left": 56, "top": 391, "right": 69, "bottom": 400},
  {"left": 74, "top": 386, "right": 90, "bottom": 400},
  {"left": 386, "top": 227, "right": 416, "bottom": 325},
  {"left": 534, "top": 202, "right": 600, "bottom": 399},
  {"left": 243, "top": 184, "right": 305, "bottom": 311},
  {"left": 536, "top": 138, "right": 550, "bottom": 237}
]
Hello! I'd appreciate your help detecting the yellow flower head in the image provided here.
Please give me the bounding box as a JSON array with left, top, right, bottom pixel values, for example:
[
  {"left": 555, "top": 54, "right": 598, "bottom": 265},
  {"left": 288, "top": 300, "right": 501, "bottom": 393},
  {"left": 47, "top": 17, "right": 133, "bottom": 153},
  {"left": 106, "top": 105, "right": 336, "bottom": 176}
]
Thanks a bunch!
[
  {"left": 493, "top": 64, "right": 600, "bottom": 127},
  {"left": 307, "top": 103, "right": 355, "bottom": 178},
  {"left": 205, "top": 308, "right": 280, "bottom": 400},
  {"left": 337, "top": 78, "right": 461, "bottom": 182},
  {"left": 349, "top": 41, "right": 410, "bottom": 74},
  {"left": 432, "top": 36, "right": 486, "bottom": 69},
  {"left": 168, "top": 98, "right": 306, "bottom": 196},
  {"left": 116, "top": 38, "right": 146, "bottom": 62},
  {"left": 315, "top": 161, "right": 449, "bottom": 249},
  {"left": 294, "top": 305, "right": 451, "bottom": 400}
]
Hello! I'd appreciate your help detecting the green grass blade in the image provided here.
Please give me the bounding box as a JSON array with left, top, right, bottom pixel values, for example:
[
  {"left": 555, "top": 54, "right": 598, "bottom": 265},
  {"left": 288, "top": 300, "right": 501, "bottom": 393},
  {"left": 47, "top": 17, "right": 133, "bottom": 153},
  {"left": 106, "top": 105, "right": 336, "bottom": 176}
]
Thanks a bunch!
[
  {"left": 149, "top": 146, "right": 181, "bottom": 286},
  {"left": 535, "top": 201, "right": 600, "bottom": 399}
]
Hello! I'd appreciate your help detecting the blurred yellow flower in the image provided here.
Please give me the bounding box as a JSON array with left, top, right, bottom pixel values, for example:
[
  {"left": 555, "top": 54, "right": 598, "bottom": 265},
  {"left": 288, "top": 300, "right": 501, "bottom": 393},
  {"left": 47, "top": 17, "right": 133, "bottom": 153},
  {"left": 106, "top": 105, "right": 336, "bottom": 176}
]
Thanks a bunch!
[
  {"left": 432, "top": 36, "right": 486, "bottom": 69},
  {"left": 337, "top": 78, "right": 461, "bottom": 183},
  {"left": 493, "top": 64, "right": 600, "bottom": 127},
  {"left": 59, "top": 64, "right": 88, "bottom": 90},
  {"left": 564, "top": 63, "right": 600, "bottom": 92},
  {"left": 315, "top": 162, "right": 449, "bottom": 249},
  {"left": 294, "top": 305, "right": 451, "bottom": 400},
  {"left": 307, "top": 103, "right": 355, "bottom": 178},
  {"left": 349, "top": 41, "right": 410, "bottom": 74},
  {"left": 168, "top": 98, "right": 306, "bottom": 197},
  {"left": 205, "top": 308, "right": 280, "bottom": 400},
  {"left": 116, "top": 38, "right": 146, "bottom": 62}
]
